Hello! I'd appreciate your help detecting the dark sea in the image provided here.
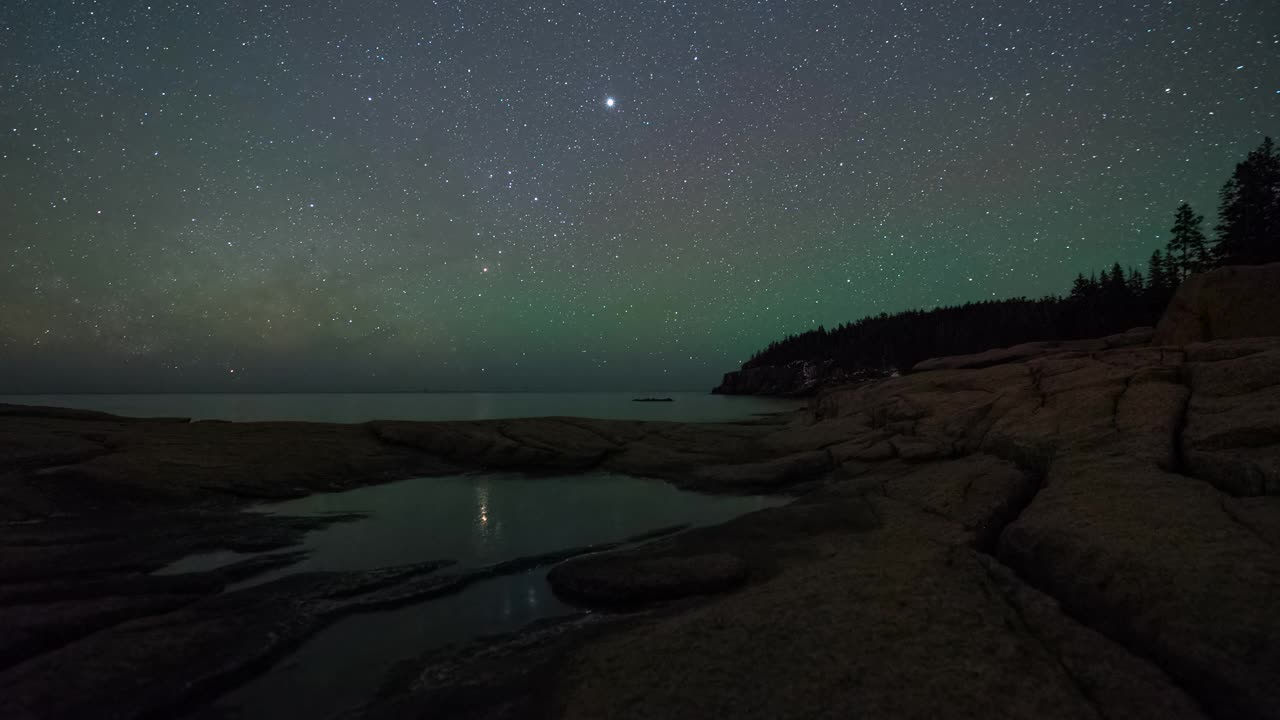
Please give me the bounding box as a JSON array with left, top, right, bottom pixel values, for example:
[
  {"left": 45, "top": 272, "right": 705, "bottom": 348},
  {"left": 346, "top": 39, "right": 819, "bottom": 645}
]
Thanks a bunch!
[{"left": 0, "top": 390, "right": 801, "bottom": 424}]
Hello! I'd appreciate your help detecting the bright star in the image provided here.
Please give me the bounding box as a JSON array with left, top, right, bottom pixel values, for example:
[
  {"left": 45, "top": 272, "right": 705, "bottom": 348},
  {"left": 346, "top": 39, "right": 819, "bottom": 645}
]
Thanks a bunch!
[{"left": 605, "top": 97, "right": 615, "bottom": 108}]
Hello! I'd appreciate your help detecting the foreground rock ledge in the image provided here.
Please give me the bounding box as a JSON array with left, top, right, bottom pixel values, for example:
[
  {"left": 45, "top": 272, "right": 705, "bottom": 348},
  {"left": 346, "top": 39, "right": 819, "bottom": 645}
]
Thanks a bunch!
[{"left": 2, "top": 266, "right": 1279, "bottom": 720}]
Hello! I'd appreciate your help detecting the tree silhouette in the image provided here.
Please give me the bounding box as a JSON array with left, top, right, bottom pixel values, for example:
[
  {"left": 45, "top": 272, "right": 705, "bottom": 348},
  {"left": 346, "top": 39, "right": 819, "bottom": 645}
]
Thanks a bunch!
[
  {"left": 1167, "top": 203, "right": 1210, "bottom": 281},
  {"left": 1215, "top": 136, "right": 1280, "bottom": 264},
  {"left": 1126, "top": 268, "right": 1145, "bottom": 295},
  {"left": 1147, "top": 250, "right": 1169, "bottom": 295},
  {"left": 730, "top": 136, "right": 1278, "bottom": 389},
  {"left": 1106, "top": 262, "right": 1126, "bottom": 290},
  {"left": 1070, "top": 273, "right": 1092, "bottom": 299}
]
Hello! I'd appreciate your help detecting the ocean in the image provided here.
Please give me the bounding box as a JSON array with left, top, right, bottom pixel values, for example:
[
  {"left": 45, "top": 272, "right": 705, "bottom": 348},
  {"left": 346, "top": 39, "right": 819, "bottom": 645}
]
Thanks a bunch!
[{"left": 0, "top": 391, "right": 803, "bottom": 424}]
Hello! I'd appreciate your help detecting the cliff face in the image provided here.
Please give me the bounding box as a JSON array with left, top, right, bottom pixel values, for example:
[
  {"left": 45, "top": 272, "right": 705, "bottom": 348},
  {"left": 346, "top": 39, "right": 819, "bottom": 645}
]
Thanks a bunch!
[
  {"left": 712, "top": 360, "right": 885, "bottom": 396},
  {"left": 712, "top": 362, "right": 806, "bottom": 395}
]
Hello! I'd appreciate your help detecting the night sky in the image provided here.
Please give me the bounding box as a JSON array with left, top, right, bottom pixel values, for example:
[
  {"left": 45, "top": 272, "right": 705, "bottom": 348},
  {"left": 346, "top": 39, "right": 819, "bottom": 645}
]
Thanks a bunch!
[{"left": 3, "top": 1, "right": 1277, "bottom": 392}]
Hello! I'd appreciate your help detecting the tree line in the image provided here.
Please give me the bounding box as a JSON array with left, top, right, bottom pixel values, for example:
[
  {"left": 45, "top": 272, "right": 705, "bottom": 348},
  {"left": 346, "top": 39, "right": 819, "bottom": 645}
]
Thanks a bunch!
[{"left": 742, "top": 137, "right": 1279, "bottom": 374}]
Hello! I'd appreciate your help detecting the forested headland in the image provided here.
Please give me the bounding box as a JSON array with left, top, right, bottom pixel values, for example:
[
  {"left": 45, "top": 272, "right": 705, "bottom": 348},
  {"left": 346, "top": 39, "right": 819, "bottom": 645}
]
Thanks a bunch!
[{"left": 739, "top": 137, "right": 1280, "bottom": 376}]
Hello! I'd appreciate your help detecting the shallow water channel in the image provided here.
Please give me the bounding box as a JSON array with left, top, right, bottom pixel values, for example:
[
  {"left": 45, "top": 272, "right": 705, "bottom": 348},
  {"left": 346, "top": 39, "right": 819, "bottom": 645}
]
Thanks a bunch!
[{"left": 184, "top": 472, "right": 784, "bottom": 718}]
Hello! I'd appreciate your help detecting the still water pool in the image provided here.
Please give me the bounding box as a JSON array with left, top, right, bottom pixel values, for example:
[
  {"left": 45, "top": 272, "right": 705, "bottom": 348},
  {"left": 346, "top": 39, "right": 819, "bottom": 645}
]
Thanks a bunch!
[{"left": 197, "top": 472, "right": 784, "bottom": 719}]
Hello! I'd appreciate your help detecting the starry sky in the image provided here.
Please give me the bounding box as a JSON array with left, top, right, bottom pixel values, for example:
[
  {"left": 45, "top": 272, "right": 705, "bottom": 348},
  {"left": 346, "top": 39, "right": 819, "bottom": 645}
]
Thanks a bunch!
[{"left": 2, "top": 1, "right": 1277, "bottom": 393}]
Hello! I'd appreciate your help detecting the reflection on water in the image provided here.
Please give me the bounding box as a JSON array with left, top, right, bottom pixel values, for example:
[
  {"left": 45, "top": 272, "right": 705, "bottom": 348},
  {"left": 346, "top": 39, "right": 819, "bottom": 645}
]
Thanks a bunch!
[
  {"left": 475, "top": 478, "right": 493, "bottom": 545},
  {"left": 238, "top": 472, "right": 779, "bottom": 582},
  {"left": 208, "top": 472, "right": 785, "bottom": 719}
]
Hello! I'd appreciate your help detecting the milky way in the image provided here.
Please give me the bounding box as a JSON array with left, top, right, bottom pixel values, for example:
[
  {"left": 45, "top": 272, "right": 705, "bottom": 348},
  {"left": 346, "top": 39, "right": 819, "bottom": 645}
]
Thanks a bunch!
[{"left": 2, "top": 1, "right": 1277, "bottom": 392}]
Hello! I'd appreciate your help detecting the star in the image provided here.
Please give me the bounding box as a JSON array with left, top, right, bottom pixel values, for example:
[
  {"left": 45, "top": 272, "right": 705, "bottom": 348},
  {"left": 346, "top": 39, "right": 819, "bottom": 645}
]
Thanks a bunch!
[{"left": 2, "top": 0, "right": 1271, "bottom": 394}]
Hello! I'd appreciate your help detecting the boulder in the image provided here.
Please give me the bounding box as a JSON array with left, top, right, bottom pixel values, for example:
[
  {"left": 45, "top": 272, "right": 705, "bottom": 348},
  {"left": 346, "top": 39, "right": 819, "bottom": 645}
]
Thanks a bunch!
[{"left": 1153, "top": 262, "right": 1280, "bottom": 345}]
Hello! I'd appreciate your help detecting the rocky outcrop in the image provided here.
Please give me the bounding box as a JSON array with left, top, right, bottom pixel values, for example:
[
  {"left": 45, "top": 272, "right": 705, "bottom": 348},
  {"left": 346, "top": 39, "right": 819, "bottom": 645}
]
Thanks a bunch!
[
  {"left": 0, "top": 410, "right": 461, "bottom": 518},
  {"left": 547, "top": 551, "right": 749, "bottom": 605},
  {"left": 2, "top": 265, "right": 1279, "bottom": 720},
  {"left": 1181, "top": 337, "right": 1280, "bottom": 496},
  {"left": 910, "top": 326, "right": 1154, "bottom": 372},
  {"left": 373, "top": 319, "right": 1280, "bottom": 717},
  {"left": 712, "top": 362, "right": 810, "bottom": 395},
  {"left": 712, "top": 360, "right": 884, "bottom": 396},
  {"left": 1154, "top": 262, "right": 1280, "bottom": 345}
]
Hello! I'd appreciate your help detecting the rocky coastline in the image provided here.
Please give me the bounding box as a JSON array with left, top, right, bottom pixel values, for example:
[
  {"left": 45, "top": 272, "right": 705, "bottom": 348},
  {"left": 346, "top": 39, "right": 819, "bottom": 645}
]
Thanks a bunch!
[
  {"left": 2, "top": 264, "right": 1279, "bottom": 719},
  {"left": 711, "top": 359, "right": 887, "bottom": 396}
]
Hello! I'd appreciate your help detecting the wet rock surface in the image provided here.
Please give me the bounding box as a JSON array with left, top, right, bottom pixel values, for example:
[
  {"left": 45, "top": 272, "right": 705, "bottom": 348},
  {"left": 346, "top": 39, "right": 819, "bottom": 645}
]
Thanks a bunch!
[{"left": 2, "top": 269, "right": 1279, "bottom": 719}]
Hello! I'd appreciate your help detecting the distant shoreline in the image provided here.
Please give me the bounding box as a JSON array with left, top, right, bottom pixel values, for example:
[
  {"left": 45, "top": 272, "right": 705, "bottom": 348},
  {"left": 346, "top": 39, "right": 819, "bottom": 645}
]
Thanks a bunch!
[{"left": 0, "top": 389, "right": 729, "bottom": 396}]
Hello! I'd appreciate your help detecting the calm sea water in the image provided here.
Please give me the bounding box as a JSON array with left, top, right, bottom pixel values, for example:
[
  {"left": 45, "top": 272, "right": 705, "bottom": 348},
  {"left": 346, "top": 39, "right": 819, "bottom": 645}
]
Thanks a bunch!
[
  {"left": 200, "top": 473, "right": 785, "bottom": 719},
  {"left": 0, "top": 391, "right": 802, "bottom": 423}
]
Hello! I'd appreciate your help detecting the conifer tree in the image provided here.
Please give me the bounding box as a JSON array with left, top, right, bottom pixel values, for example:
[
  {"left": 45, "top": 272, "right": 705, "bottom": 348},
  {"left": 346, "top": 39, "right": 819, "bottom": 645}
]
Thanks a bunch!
[
  {"left": 1102, "top": 262, "right": 1126, "bottom": 300},
  {"left": 1147, "top": 250, "right": 1168, "bottom": 293},
  {"left": 1070, "top": 273, "right": 1091, "bottom": 299},
  {"left": 1126, "top": 268, "right": 1145, "bottom": 295},
  {"left": 1215, "top": 136, "right": 1280, "bottom": 265},
  {"left": 1167, "top": 203, "right": 1210, "bottom": 281},
  {"left": 1161, "top": 248, "right": 1181, "bottom": 288}
]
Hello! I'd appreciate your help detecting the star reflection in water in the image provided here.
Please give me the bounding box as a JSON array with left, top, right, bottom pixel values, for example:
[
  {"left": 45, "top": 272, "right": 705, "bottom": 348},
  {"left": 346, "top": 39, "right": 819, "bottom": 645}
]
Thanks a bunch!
[
  {"left": 473, "top": 478, "right": 501, "bottom": 552},
  {"left": 475, "top": 480, "right": 490, "bottom": 530}
]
